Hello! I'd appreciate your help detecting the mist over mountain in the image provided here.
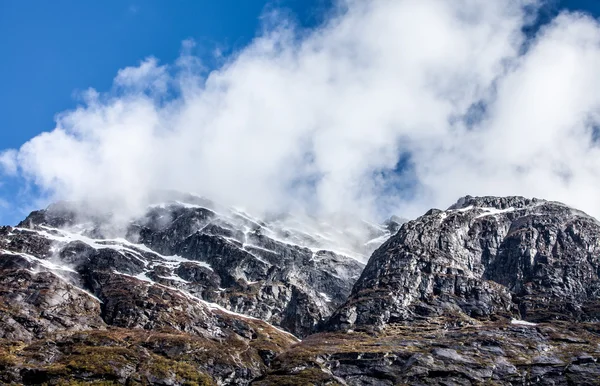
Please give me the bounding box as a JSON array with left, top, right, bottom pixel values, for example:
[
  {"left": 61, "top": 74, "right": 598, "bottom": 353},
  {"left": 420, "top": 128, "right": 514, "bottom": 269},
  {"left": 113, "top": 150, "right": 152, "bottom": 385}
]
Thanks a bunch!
[{"left": 4, "top": 0, "right": 600, "bottom": 225}]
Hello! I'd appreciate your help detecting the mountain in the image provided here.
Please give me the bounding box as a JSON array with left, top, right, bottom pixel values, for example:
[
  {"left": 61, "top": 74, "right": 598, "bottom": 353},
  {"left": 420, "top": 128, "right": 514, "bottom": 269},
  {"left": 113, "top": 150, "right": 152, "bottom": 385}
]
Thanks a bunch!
[
  {"left": 0, "top": 194, "right": 397, "bottom": 385},
  {"left": 260, "top": 196, "right": 600, "bottom": 384},
  {"left": 2, "top": 194, "right": 600, "bottom": 385},
  {"left": 329, "top": 195, "right": 600, "bottom": 328}
]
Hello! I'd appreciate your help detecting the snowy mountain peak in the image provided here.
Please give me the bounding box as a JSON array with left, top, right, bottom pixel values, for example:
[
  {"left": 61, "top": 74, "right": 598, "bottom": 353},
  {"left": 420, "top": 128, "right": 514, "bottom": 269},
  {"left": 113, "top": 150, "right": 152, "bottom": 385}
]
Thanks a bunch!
[{"left": 11, "top": 196, "right": 396, "bottom": 338}]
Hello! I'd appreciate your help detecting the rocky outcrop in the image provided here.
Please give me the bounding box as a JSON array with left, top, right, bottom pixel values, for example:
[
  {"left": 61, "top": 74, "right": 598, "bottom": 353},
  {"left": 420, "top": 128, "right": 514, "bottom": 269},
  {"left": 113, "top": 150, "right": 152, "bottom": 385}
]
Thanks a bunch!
[
  {"left": 258, "top": 196, "right": 600, "bottom": 384},
  {"left": 254, "top": 317, "right": 600, "bottom": 385},
  {"left": 16, "top": 197, "right": 391, "bottom": 338},
  {"left": 329, "top": 196, "right": 600, "bottom": 329},
  {"left": 0, "top": 253, "right": 104, "bottom": 343}
]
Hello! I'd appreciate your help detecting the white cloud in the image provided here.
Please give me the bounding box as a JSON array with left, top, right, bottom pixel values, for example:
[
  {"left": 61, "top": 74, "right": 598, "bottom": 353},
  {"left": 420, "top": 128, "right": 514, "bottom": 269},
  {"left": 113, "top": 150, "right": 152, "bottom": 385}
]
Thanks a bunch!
[
  {"left": 0, "top": 150, "right": 18, "bottom": 176},
  {"left": 6, "top": 0, "right": 600, "bottom": 222},
  {"left": 114, "top": 57, "right": 168, "bottom": 94}
]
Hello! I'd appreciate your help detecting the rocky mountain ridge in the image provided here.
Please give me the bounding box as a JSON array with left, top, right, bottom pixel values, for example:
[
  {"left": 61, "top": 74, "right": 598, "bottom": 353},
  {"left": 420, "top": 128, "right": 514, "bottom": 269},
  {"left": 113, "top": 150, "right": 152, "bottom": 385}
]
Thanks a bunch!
[
  {"left": 329, "top": 195, "right": 600, "bottom": 329},
  {"left": 12, "top": 195, "right": 398, "bottom": 338},
  {"left": 0, "top": 194, "right": 398, "bottom": 385},
  {"left": 261, "top": 196, "right": 600, "bottom": 385},
  {"left": 2, "top": 195, "right": 600, "bottom": 385}
]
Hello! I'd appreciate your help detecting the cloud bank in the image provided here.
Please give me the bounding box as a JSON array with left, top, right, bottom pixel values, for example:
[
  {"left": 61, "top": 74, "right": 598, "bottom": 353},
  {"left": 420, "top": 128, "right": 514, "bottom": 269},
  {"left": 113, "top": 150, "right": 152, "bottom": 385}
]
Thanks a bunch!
[{"left": 5, "top": 0, "right": 600, "bottom": 222}]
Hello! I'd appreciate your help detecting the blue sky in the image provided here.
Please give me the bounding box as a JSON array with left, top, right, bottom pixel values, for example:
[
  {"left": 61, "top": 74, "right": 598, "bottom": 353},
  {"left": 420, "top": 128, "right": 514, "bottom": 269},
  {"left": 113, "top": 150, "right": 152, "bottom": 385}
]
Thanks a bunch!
[
  {"left": 0, "top": 0, "right": 329, "bottom": 150},
  {"left": 2, "top": 0, "right": 600, "bottom": 225},
  {"left": 0, "top": 0, "right": 329, "bottom": 223}
]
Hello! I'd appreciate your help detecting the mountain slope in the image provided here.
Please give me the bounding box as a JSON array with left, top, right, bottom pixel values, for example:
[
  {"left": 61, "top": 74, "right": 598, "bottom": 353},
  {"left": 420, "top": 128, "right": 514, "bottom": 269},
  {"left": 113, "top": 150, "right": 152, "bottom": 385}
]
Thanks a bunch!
[
  {"left": 15, "top": 195, "right": 396, "bottom": 337},
  {"left": 3, "top": 194, "right": 600, "bottom": 385},
  {"left": 0, "top": 222, "right": 299, "bottom": 384},
  {"left": 329, "top": 196, "right": 600, "bottom": 328},
  {"left": 259, "top": 196, "right": 600, "bottom": 385},
  {"left": 0, "top": 195, "right": 397, "bottom": 384}
]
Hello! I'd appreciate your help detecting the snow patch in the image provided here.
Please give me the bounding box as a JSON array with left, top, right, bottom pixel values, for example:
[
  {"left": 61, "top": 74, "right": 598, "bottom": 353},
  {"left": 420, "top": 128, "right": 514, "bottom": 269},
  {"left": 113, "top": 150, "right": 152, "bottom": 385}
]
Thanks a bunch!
[
  {"left": 452, "top": 205, "right": 474, "bottom": 213},
  {"left": 364, "top": 235, "right": 389, "bottom": 247},
  {"left": 160, "top": 254, "right": 213, "bottom": 271},
  {"left": 18, "top": 226, "right": 215, "bottom": 273},
  {"left": 475, "top": 207, "right": 516, "bottom": 218},
  {"left": 243, "top": 243, "right": 278, "bottom": 255},
  {"left": 156, "top": 274, "right": 190, "bottom": 283},
  {"left": 133, "top": 271, "right": 155, "bottom": 284},
  {"left": 511, "top": 318, "right": 537, "bottom": 326},
  {"left": 0, "top": 249, "right": 76, "bottom": 273},
  {"left": 319, "top": 292, "right": 332, "bottom": 302}
]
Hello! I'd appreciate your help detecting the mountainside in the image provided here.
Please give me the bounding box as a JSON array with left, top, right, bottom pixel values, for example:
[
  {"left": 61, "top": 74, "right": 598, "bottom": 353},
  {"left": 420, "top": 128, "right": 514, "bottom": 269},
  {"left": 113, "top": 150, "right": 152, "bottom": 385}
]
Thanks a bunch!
[
  {"left": 15, "top": 195, "right": 396, "bottom": 339},
  {"left": 260, "top": 196, "right": 600, "bottom": 385},
  {"left": 2, "top": 195, "right": 600, "bottom": 385},
  {"left": 329, "top": 195, "right": 600, "bottom": 328},
  {"left": 0, "top": 194, "right": 397, "bottom": 385}
]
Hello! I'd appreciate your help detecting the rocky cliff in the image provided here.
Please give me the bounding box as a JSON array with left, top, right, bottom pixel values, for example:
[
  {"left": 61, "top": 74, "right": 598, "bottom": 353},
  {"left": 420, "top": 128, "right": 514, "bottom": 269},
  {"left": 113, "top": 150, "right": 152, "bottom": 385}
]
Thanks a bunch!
[
  {"left": 2, "top": 195, "right": 600, "bottom": 385},
  {"left": 0, "top": 194, "right": 396, "bottom": 385},
  {"left": 258, "top": 196, "right": 600, "bottom": 385},
  {"left": 328, "top": 196, "right": 600, "bottom": 328}
]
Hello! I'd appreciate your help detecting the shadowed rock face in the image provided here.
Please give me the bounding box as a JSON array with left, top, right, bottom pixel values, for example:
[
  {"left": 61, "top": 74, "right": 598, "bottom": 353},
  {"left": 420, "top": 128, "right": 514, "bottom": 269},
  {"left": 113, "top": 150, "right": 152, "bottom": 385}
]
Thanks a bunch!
[{"left": 14, "top": 198, "right": 393, "bottom": 338}]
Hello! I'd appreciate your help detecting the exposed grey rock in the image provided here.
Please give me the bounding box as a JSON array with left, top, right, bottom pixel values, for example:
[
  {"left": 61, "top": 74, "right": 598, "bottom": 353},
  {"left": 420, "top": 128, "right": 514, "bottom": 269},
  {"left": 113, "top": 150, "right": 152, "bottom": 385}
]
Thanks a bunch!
[
  {"left": 255, "top": 195, "right": 600, "bottom": 385},
  {"left": 7, "top": 196, "right": 392, "bottom": 339},
  {"left": 6, "top": 194, "right": 600, "bottom": 385},
  {"left": 329, "top": 195, "right": 600, "bottom": 329}
]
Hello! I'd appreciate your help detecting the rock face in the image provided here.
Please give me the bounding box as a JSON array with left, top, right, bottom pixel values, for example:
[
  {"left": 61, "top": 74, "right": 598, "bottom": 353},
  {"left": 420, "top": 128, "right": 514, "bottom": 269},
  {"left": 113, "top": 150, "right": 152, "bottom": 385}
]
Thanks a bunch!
[
  {"left": 4, "top": 194, "right": 600, "bottom": 385},
  {"left": 0, "top": 223, "right": 299, "bottom": 384},
  {"left": 0, "top": 194, "right": 395, "bottom": 385},
  {"left": 257, "top": 196, "right": 600, "bottom": 385},
  {"left": 329, "top": 196, "right": 600, "bottom": 328},
  {"left": 15, "top": 196, "right": 392, "bottom": 338}
]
